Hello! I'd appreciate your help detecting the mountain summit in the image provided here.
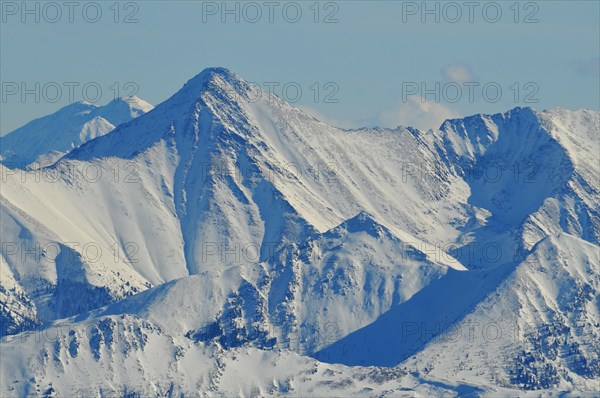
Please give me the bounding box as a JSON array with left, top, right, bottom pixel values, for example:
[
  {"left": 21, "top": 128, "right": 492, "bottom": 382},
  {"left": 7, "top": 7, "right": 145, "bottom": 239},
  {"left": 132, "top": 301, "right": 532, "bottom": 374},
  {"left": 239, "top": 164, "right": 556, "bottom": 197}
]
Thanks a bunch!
[{"left": 0, "top": 96, "right": 153, "bottom": 168}]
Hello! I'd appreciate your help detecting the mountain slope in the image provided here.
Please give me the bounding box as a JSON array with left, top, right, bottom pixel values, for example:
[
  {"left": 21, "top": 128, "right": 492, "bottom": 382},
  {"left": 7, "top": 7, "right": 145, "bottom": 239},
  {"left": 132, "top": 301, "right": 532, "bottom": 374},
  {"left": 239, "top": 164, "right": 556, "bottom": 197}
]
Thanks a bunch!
[
  {"left": 316, "top": 233, "right": 600, "bottom": 391},
  {"left": 401, "top": 233, "right": 600, "bottom": 391},
  {"left": 0, "top": 96, "right": 153, "bottom": 168},
  {"left": 0, "top": 281, "right": 464, "bottom": 397},
  {"left": 428, "top": 107, "right": 600, "bottom": 269}
]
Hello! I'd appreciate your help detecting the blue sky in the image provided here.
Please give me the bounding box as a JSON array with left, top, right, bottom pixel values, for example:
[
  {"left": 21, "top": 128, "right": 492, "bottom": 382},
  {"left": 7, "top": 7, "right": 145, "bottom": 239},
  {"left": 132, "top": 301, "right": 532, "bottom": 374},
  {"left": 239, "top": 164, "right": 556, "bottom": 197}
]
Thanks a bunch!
[{"left": 1, "top": 0, "right": 599, "bottom": 134}]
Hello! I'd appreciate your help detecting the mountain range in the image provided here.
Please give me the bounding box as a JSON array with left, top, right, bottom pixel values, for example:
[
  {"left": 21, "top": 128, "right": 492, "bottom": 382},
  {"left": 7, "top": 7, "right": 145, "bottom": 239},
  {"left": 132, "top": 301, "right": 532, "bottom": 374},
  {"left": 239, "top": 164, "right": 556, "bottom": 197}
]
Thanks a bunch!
[{"left": 1, "top": 67, "right": 598, "bottom": 397}]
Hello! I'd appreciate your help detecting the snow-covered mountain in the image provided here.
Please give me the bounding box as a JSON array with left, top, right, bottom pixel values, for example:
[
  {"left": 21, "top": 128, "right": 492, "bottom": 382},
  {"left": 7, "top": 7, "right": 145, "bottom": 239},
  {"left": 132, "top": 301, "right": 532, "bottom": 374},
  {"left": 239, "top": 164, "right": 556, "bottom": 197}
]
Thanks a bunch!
[
  {"left": 1, "top": 67, "right": 598, "bottom": 396},
  {"left": 317, "top": 233, "right": 600, "bottom": 390},
  {"left": 0, "top": 96, "right": 153, "bottom": 168}
]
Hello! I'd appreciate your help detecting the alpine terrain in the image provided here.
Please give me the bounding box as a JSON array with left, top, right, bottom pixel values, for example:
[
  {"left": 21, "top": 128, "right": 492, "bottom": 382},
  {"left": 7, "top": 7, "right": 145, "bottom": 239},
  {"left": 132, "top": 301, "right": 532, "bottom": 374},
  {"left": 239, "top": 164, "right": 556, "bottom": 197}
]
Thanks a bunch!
[{"left": 1, "top": 68, "right": 598, "bottom": 397}]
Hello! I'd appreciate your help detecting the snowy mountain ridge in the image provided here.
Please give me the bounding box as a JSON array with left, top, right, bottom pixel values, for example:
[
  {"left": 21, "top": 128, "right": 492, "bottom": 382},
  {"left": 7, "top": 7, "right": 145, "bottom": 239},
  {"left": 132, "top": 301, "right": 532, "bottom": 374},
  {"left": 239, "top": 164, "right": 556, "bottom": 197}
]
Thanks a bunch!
[
  {"left": 0, "top": 96, "right": 153, "bottom": 168},
  {"left": 0, "top": 67, "right": 598, "bottom": 396}
]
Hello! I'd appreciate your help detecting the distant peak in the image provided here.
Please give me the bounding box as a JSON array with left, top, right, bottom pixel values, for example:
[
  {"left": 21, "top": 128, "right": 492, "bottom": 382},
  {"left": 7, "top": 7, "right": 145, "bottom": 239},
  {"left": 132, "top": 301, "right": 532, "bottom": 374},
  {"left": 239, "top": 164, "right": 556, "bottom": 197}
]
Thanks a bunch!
[
  {"left": 62, "top": 100, "right": 97, "bottom": 110},
  {"left": 165, "top": 67, "right": 251, "bottom": 107},
  {"left": 200, "top": 67, "right": 236, "bottom": 77},
  {"left": 439, "top": 106, "right": 539, "bottom": 131},
  {"left": 439, "top": 113, "right": 488, "bottom": 131},
  {"left": 108, "top": 96, "right": 136, "bottom": 104},
  {"left": 102, "top": 96, "right": 154, "bottom": 114},
  {"left": 503, "top": 106, "right": 538, "bottom": 120},
  {"left": 185, "top": 67, "right": 240, "bottom": 88}
]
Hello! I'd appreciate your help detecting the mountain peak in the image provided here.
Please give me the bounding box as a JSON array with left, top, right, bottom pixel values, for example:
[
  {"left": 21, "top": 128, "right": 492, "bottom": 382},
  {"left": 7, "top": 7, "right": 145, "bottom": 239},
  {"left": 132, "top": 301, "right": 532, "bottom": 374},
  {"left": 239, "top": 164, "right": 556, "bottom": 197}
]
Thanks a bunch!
[
  {"left": 106, "top": 95, "right": 149, "bottom": 106},
  {"left": 439, "top": 106, "right": 538, "bottom": 131},
  {"left": 199, "top": 66, "right": 236, "bottom": 77},
  {"left": 0, "top": 96, "right": 153, "bottom": 167},
  {"left": 57, "top": 100, "right": 97, "bottom": 113},
  {"left": 184, "top": 67, "right": 241, "bottom": 90},
  {"left": 98, "top": 96, "right": 154, "bottom": 125},
  {"left": 159, "top": 67, "right": 248, "bottom": 110},
  {"left": 333, "top": 211, "right": 386, "bottom": 236}
]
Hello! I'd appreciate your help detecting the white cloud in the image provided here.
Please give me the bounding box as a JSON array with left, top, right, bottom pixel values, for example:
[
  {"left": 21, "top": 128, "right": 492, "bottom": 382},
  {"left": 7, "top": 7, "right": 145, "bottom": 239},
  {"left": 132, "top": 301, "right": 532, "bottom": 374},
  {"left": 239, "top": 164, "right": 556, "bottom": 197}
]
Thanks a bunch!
[
  {"left": 441, "top": 64, "right": 477, "bottom": 83},
  {"left": 568, "top": 57, "right": 600, "bottom": 78},
  {"left": 296, "top": 105, "right": 359, "bottom": 129},
  {"left": 378, "top": 96, "right": 461, "bottom": 131},
  {"left": 297, "top": 100, "right": 460, "bottom": 132}
]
